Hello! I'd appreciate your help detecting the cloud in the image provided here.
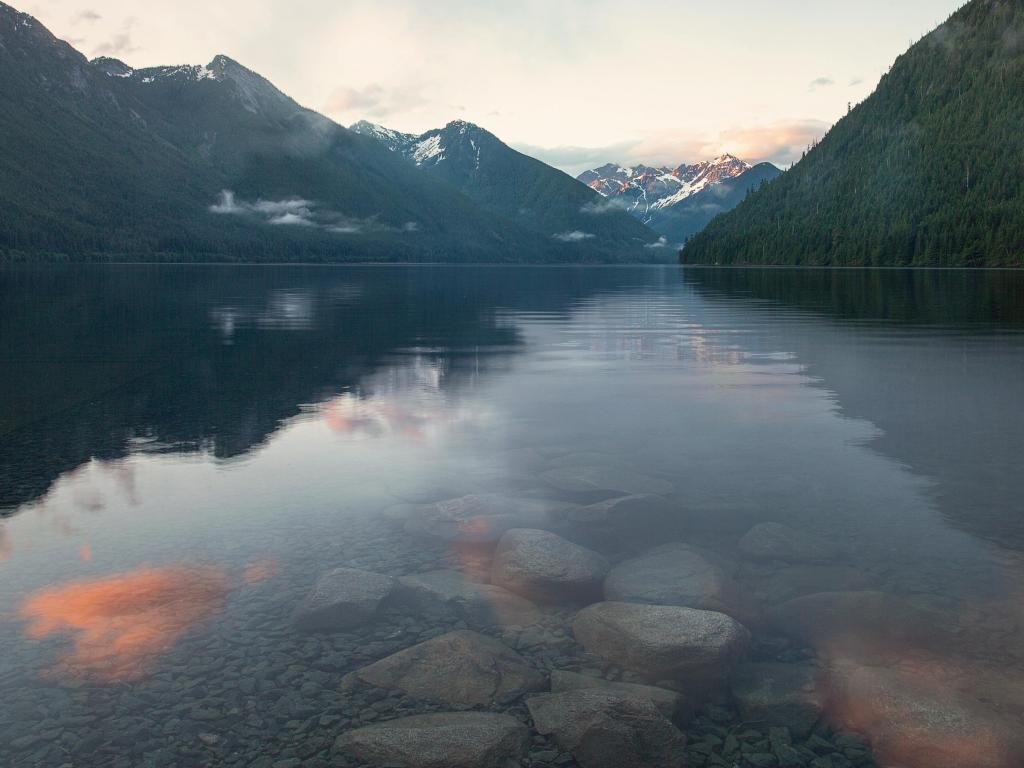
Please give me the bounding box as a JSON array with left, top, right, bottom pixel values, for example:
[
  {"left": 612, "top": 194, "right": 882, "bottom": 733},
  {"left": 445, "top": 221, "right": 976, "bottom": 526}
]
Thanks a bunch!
[
  {"left": 849, "top": 77, "right": 864, "bottom": 86},
  {"left": 269, "top": 212, "right": 315, "bottom": 227},
  {"left": 92, "top": 32, "right": 137, "bottom": 57},
  {"left": 809, "top": 77, "right": 835, "bottom": 91},
  {"left": 644, "top": 237, "right": 669, "bottom": 249},
  {"left": 209, "top": 190, "right": 243, "bottom": 215},
  {"left": 514, "top": 141, "right": 641, "bottom": 178},
  {"left": 323, "top": 82, "right": 428, "bottom": 121},
  {"left": 580, "top": 198, "right": 629, "bottom": 215},
  {"left": 251, "top": 199, "right": 313, "bottom": 216},
  {"left": 211, "top": 192, "right": 316, "bottom": 227},
  {"left": 91, "top": 16, "right": 139, "bottom": 58},
  {"left": 209, "top": 191, "right": 419, "bottom": 235},
  {"left": 74, "top": 10, "right": 102, "bottom": 24},
  {"left": 553, "top": 230, "right": 595, "bottom": 242}
]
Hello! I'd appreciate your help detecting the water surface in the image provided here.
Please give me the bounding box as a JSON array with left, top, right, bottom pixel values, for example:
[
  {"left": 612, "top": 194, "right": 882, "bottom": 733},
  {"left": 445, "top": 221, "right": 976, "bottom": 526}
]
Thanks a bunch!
[{"left": 2, "top": 265, "right": 1023, "bottom": 767}]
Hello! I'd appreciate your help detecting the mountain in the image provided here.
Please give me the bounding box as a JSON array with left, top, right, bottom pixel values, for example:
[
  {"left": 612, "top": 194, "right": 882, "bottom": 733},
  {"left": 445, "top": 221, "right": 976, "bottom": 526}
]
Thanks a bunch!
[
  {"left": 577, "top": 155, "right": 753, "bottom": 221},
  {"left": 648, "top": 163, "right": 783, "bottom": 244},
  {"left": 349, "top": 120, "right": 417, "bottom": 153},
  {"left": 682, "top": 0, "right": 1024, "bottom": 267},
  {"left": 0, "top": 2, "right": 657, "bottom": 263},
  {"left": 575, "top": 155, "right": 780, "bottom": 244},
  {"left": 351, "top": 119, "right": 660, "bottom": 256}
]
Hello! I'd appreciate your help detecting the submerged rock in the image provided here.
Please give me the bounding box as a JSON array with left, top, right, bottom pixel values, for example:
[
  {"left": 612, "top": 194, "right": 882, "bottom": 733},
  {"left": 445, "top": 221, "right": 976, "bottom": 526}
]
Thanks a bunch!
[
  {"left": 738, "top": 522, "right": 841, "bottom": 563},
  {"left": 742, "top": 563, "right": 872, "bottom": 605},
  {"left": 527, "top": 690, "right": 685, "bottom": 768},
  {"left": 540, "top": 465, "right": 673, "bottom": 496},
  {"left": 603, "top": 543, "right": 734, "bottom": 614},
  {"left": 390, "top": 569, "right": 541, "bottom": 628},
  {"left": 558, "top": 494, "right": 679, "bottom": 548},
  {"left": 341, "top": 630, "right": 545, "bottom": 707},
  {"left": 549, "top": 670, "right": 686, "bottom": 719},
  {"left": 768, "top": 591, "right": 950, "bottom": 663},
  {"left": 491, "top": 529, "right": 609, "bottom": 604},
  {"left": 828, "top": 662, "right": 1024, "bottom": 768},
  {"left": 731, "top": 661, "right": 825, "bottom": 737},
  {"left": 337, "top": 712, "right": 529, "bottom": 768},
  {"left": 293, "top": 567, "right": 396, "bottom": 632},
  {"left": 402, "top": 494, "right": 573, "bottom": 545},
  {"left": 572, "top": 602, "right": 750, "bottom": 690}
]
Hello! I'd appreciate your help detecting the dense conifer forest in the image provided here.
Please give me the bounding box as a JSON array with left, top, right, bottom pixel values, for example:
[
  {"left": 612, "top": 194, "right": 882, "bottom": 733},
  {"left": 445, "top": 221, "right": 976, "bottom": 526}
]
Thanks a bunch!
[{"left": 683, "top": 0, "right": 1024, "bottom": 267}]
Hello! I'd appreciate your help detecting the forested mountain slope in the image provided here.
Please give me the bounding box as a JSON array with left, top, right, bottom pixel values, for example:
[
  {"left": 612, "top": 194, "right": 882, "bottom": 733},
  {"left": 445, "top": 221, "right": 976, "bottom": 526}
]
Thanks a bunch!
[
  {"left": 0, "top": 3, "right": 658, "bottom": 263},
  {"left": 683, "top": 0, "right": 1024, "bottom": 267}
]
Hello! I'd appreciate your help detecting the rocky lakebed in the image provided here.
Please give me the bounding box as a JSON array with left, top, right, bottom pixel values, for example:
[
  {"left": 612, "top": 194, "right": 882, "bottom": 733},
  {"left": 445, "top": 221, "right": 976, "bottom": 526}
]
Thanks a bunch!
[{"left": 4, "top": 454, "right": 1024, "bottom": 768}]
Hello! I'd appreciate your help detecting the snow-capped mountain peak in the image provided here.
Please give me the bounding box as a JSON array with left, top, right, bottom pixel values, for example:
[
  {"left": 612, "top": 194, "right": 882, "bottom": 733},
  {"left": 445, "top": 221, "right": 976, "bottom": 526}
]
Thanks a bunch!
[
  {"left": 577, "top": 154, "right": 752, "bottom": 221},
  {"left": 349, "top": 120, "right": 417, "bottom": 152},
  {"left": 91, "top": 56, "right": 134, "bottom": 78},
  {"left": 352, "top": 119, "right": 499, "bottom": 169}
]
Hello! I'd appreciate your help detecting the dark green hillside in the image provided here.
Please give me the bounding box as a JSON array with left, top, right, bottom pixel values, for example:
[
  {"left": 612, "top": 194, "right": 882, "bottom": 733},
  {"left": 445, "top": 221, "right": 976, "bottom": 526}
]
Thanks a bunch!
[
  {"left": 405, "top": 121, "right": 660, "bottom": 258},
  {"left": 683, "top": 0, "right": 1024, "bottom": 267},
  {"left": 0, "top": 3, "right": 654, "bottom": 263}
]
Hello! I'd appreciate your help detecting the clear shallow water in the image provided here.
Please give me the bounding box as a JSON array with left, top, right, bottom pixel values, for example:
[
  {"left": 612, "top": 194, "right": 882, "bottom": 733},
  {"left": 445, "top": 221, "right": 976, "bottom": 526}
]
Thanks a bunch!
[{"left": 1, "top": 265, "right": 1023, "bottom": 768}]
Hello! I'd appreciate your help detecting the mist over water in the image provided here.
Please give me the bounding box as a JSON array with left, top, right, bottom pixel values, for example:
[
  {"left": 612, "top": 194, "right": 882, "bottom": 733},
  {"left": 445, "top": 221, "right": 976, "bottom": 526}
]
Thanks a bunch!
[{"left": 1, "top": 265, "right": 1023, "bottom": 767}]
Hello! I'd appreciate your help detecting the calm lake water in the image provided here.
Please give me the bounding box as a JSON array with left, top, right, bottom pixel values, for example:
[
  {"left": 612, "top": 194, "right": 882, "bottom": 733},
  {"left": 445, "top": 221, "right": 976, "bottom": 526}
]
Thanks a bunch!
[{"left": 1, "top": 265, "right": 1023, "bottom": 768}]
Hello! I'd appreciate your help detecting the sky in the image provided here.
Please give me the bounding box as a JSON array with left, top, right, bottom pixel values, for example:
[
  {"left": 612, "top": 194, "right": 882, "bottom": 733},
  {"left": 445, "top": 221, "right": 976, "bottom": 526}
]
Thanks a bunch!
[{"left": 28, "top": 0, "right": 967, "bottom": 175}]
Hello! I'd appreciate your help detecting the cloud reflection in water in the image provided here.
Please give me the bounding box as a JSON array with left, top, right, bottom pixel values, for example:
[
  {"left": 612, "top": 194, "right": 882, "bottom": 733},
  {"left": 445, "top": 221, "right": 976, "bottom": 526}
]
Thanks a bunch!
[{"left": 20, "top": 565, "right": 231, "bottom": 682}]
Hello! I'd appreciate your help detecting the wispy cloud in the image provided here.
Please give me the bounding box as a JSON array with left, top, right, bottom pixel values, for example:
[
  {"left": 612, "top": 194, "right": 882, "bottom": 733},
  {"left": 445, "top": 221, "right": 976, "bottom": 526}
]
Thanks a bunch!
[
  {"left": 91, "top": 17, "right": 139, "bottom": 58},
  {"left": 323, "top": 82, "right": 428, "bottom": 121},
  {"left": 210, "top": 191, "right": 315, "bottom": 225},
  {"left": 74, "top": 10, "right": 102, "bottom": 24},
  {"left": 553, "top": 230, "right": 595, "bottom": 242},
  {"left": 644, "top": 237, "right": 669, "bottom": 249},
  {"left": 809, "top": 76, "right": 835, "bottom": 91},
  {"left": 209, "top": 191, "right": 419, "bottom": 235},
  {"left": 580, "top": 198, "right": 629, "bottom": 215},
  {"left": 514, "top": 141, "right": 640, "bottom": 178}
]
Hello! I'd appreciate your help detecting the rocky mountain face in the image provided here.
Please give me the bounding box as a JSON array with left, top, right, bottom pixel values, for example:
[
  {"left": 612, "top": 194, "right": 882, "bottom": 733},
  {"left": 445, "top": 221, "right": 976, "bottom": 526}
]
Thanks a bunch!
[
  {"left": 573, "top": 155, "right": 781, "bottom": 244},
  {"left": 577, "top": 156, "right": 753, "bottom": 221}
]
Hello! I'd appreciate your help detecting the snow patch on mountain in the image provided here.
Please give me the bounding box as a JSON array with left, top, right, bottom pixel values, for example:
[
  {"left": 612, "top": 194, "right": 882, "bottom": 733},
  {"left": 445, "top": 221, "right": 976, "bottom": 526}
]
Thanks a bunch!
[
  {"left": 350, "top": 120, "right": 417, "bottom": 152},
  {"left": 410, "top": 134, "right": 444, "bottom": 165}
]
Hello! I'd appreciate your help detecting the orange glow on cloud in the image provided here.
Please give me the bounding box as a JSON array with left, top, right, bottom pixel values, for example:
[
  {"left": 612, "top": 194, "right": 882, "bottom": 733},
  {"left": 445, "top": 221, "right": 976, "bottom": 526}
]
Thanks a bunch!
[
  {"left": 79, "top": 544, "right": 93, "bottom": 562},
  {"left": 20, "top": 565, "right": 229, "bottom": 681}
]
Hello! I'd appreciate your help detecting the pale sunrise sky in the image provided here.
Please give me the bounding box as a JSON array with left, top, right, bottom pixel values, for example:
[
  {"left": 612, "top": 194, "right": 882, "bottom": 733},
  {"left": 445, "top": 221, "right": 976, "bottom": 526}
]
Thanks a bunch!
[{"left": 28, "top": 0, "right": 966, "bottom": 174}]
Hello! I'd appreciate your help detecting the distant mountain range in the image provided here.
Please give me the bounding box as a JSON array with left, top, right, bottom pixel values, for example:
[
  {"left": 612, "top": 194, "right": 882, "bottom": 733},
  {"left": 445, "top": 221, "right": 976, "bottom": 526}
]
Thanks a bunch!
[
  {"left": 576, "top": 157, "right": 782, "bottom": 244},
  {"left": 0, "top": 2, "right": 660, "bottom": 263},
  {"left": 683, "top": 0, "right": 1024, "bottom": 267},
  {"left": 578, "top": 156, "right": 752, "bottom": 217}
]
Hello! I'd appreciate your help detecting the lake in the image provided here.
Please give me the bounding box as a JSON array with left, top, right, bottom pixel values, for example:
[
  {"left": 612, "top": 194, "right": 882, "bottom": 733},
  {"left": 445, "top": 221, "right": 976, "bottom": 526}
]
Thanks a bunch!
[{"left": 1, "top": 265, "right": 1023, "bottom": 768}]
